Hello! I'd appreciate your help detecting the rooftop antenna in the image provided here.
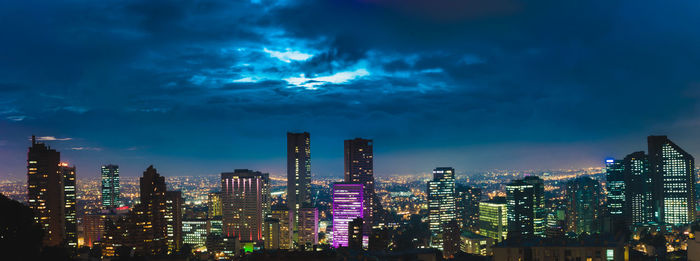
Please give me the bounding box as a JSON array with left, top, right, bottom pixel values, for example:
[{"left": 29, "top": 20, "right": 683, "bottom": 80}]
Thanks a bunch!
[{"left": 32, "top": 135, "right": 36, "bottom": 145}]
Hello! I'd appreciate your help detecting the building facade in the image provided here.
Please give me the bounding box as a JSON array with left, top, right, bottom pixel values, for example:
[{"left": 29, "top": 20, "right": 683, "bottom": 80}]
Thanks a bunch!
[
  {"left": 332, "top": 183, "right": 364, "bottom": 248},
  {"left": 506, "top": 179, "right": 535, "bottom": 240},
  {"left": 101, "top": 164, "right": 121, "bottom": 210},
  {"left": 221, "top": 169, "right": 270, "bottom": 242},
  {"left": 479, "top": 197, "right": 507, "bottom": 242},
  {"left": 565, "top": 177, "right": 601, "bottom": 235},
  {"left": 648, "top": 135, "right": 696, "bottom": 227},
  {"left": 61, "top": 163, "right": 77, "bottom": 252},
  {"left": 27, "top": 136, "right": 64, "bottom": 247},
  {"left": 427, "top": 167, "right": 457, "bottom": 249},
  {"left": 344, "top": 138, "right": 375, "bottom": 230},
  {"left": 287, "top": 132, "right": 312, "bottom": 246}
]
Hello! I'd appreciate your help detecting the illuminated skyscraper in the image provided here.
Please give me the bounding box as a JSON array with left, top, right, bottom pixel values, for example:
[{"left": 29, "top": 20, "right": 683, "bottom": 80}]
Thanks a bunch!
[
  {"left": 166, "top": 190, "right": 183, "bottom": 253},
  {"left": 27, "top": 135, "right": 63, "bottom": 247},
  {"left": 456, "top": 185, "right": 481, "bottom": 232},
  {"left": 287, "top": 132, "right": 311, "bottom": 246},
  {"left": 263, "top": 218, "right": 280, "bottom": 250},
  {"left": 427, "top": 167, "right": 456, "bottom": 249},
  {"left": 208, "top": 191, "right": 222, "bottom": 218},
  {"left": 522, "top": 176, "right": 545, "bottom": 237},
  {"left": 271, "top": 206, "right": 292, "bottom": 249},
  {"left": 298, "top": 207, "right": 318, "bottom": 247},
  {"left": 565, "top": 177, "right": 601, "bottom": 235},
  {"left": 623, "top": 151, "right": 654, "bottom": 225},
  {"left": 648, "top": 136, "right": 696, "bottom": 227},
  {"left": 61, "top": 163, "right": 77, "bottom": 252},
  {"left": 138, "top": 165, "right": 168, "bottom": 255},
  {"left": 605, "top": 158, "right": 625, "bottom": 221},
  {"left": 479, "top": 197, "right": 507, "bottom": 242},
  {"left": 101, "top": 164, "right": 121, "bottom": 210},
  {"left": 344, "top": 138, "right": 375, "bottom": 229},
  {"left": 221, "top": 169, "right": 269, "bottom": 242},
  {"left": 183, "top": 220, "right": 208, "bottom": 249},
  {"left": 506, "top": 179, "right": 534, "bottom": 239},
  {"left": 332, "top": 183, "right": 364, "bottom": 248}
]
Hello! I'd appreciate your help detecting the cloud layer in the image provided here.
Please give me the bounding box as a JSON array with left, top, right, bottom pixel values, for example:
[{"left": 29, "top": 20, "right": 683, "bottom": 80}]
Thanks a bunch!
[{"left": 1, "top": 0, "right": 699, "bottom": 177}]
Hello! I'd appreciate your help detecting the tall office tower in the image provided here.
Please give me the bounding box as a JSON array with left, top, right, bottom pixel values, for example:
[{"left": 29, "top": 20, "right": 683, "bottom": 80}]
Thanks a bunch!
[
  {"left": 442, "top": 220, "right": 461, "bottom": 258},
  {"left": 183, "top": 220, "right": 208, "bottom": 249},
  {"left": 27, "top": 135, "right": 64, "bottom": 246},
  {"left": 623, "top": 151, "right": 654, "bottom": 225},
  {"left": 332, "top": 183, "right": 364, "bottom": 248},
  {"left": 298, "top": 207, "right": 318, "bottom": 247},
  {"left": 648, "top": 136, "right": 696, "bottom": 226},
  {"left": 287, "top": 132, "right": 312, "bottom": 246},
  {"left": 61, "top": 163, "right": 78, "bottom": 252},
  {"left": 479, "top": 197, "right": 507, "bottom": 242},
  {"left": 271, "top": 206, "right": 292, "bottom": 249},
  {"left": 139, "top": 165, "right": 168, "bottom": 255},
  {"left": 166, "top": 191, "right": 183, "bottom": 253},
  {"left": 263, "top": 218, "right": 281, "bottom": 250},
  {"left": 605, "top": 159, "right": 625, "bottom": 222},
  {"left": 208, "top": 191, "right": 222, "bottom": 218},
  {"left": 344, "top": 138, "right": 375, "bottom": 230},
  {"left": 523, "top": 176, "right": 545, "bottom": 237},
  {"left": 565, "top": 177, "right": 601, "bottom": 235},
  {"left": 505, "top": 179, "right": 535, "bottom": 240},
  {"left": 427, "top": 167, "right": 457, "bottom": 249},
  {"left": 83, "top": 213, "right": 106, "bottom": 247},
  {"left": 221, "top": 169, "right": 269, "bottom": 241},
  {"left": 101, "top": 164, "right": 121, "bottom": 210},
  {"left": 348, "top": 217, "right": 364, "bottom": 250},
  {"left": 456, "top": 185, "right": 481, "bottom": 232},
  {"left": 546, "top": 207, "right": 566, "bottom": 238}
]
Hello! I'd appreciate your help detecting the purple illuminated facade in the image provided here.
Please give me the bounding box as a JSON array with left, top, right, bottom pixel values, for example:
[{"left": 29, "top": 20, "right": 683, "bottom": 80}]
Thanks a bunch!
[{"left": 332, "top": 183, "right": 364, "bottom": 248}]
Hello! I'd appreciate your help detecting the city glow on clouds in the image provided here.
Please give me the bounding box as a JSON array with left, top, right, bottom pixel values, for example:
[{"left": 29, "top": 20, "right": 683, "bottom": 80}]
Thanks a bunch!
[
  {"left": 35, "top": 136, "right": 73, "bottom": 141},
  {"left": 232, "top": 77, "right": 257, "bottom": 83},
  {"left": 284, "top": 69, "right": 370, "bottom": 89},
  {"left": 263, "top": 47, "right": 314, "bottom": 63}
]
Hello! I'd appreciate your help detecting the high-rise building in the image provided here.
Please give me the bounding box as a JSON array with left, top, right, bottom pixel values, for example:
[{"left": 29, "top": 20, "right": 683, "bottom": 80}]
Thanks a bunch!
[
  {"left": 166, "top": 190, "right": 183, "bottom": 253},
  {"left": 479, "top": 197, "right": 507, "bottom": 242},
  {"left": 183, "top": 220, "right": 208, "bottom": 249},
  {"left": 27, "top": 135, "right": 63, "bottom": 247},
  {"left": 208, "top": 191, "right": 222, "bottom": 218},
  {"left": 456, "top": 185, "right": 481, "bottom": 232},
  {"left": 332, "top": 183, "right": 364, "bottom": 248},
  {"left": 546, "top": 207, "right": 566, "bottom": 238},
  {"left": 298, "top": 207, "right": 318, "bottom": 247},
  {"left": 623, "top": 151, "right": 654, "bottom": 226},
  {"left": 271, "top": 206, "right": 292, "bottom": 249},
  {"left": 505, "top": 179, "right": 534, "bottom": 240},
  {"left": 221, "top": 169, "right": 270, "bottom": 242},
  {"left": 344, "top": 138, "right": 375, "bottom": 230},
  {"left": 263, "top": 218, "right": 280, "bottom": 250},
  {"left": 138, "top": 165, "right": 168, "bottom": 255},
  {"left": 348, "top": 217, "right": 364, "bottom": 250},
  {"left": 523, "top": 176, "right": 545, "bottom": 238},
  {"left": 287, "top": 132, "right": 312, "bottom": 246},
  {"left": 648, "top": 136, "right": 696, "bottom": 226},
  {"left": 61, "top": 163, "right": 78, "bottom": 252},
  {"left": 82, "top": 214, "right": 105, "bottom": 247},
  {"left": 427, "top": 167, "right": 457, "bottom": 249},
  {"left": 565, "top": 177, "right": 601, "bottom": 235},
  {"left": 101, "top": 164, "right": 121, "bottom": 210},
  {"left": 605, "top": 158, "right": 625, "bottom": 222},
  {"left": 442, "top": 220, "right": 461, "bottom": 258}
]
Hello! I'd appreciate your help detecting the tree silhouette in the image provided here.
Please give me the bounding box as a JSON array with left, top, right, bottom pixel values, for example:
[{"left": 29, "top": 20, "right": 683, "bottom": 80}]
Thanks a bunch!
[{"left": 0, "top": 193, "right": 44, "bottom": 260}]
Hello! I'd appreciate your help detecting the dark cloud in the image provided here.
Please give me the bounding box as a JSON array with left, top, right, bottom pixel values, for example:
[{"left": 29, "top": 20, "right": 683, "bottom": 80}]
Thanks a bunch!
[{"left": 0, "top": 0, "right": 699, "bottom": 177}]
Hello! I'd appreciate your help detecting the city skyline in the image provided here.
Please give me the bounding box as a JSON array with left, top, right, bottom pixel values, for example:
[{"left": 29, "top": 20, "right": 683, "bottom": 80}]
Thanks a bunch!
[{"left": 3, "top": 1, "right": 700, "bottom": 179}]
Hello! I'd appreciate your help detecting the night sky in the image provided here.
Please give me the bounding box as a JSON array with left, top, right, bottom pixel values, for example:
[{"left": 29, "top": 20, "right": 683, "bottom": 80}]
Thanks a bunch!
[{"left": 1, "top": 0, "right": 700, "bottom": 178}]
